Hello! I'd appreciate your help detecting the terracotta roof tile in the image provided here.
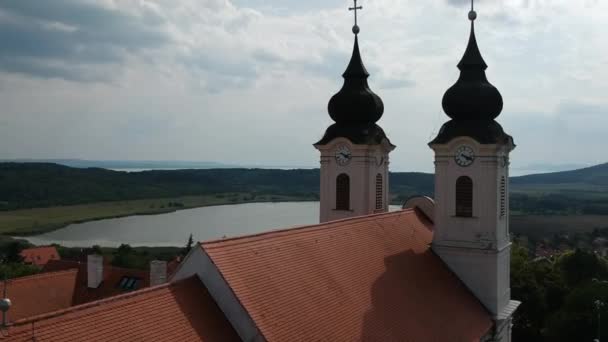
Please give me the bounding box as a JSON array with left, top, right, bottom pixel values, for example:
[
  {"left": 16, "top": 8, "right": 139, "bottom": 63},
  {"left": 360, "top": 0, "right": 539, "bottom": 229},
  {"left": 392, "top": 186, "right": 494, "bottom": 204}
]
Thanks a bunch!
[
  {"left": 1, "top": 276, "right": 240, "bottom": 342},
  {"left": 202, "top": 209, "right": 493, "bottom": 342},
  {"left": 3, "top": 269, "right": 78, "bottom": 323},
  {"left": 43, "top": 259, "right": 150, "bottom": 304},
  {"left": 19, "top": 246, "right": 60, "bottom": 267}
]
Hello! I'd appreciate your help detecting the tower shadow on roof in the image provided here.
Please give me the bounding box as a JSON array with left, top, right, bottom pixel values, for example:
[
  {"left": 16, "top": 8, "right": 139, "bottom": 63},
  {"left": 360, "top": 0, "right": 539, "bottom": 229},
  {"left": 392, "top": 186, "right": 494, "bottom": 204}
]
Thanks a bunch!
[{"left": 361, "top": 249, "right": 492, "bottom": 341}]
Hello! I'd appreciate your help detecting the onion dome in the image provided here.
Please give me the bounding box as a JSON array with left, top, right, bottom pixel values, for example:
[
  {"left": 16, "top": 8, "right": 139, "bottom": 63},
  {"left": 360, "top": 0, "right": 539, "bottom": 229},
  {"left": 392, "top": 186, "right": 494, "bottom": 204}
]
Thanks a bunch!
[
  {"left": 327, "top": 35, "right": 384, "bottom": 125},
  {"left": 430, "top": 7, "right": 513, "bottom": 146},
  {"left": 316, "top": 5, "right": 393, "bottom": 148},
  {"left": 441, "top": 13, "right": 503, "bottom": 121}
]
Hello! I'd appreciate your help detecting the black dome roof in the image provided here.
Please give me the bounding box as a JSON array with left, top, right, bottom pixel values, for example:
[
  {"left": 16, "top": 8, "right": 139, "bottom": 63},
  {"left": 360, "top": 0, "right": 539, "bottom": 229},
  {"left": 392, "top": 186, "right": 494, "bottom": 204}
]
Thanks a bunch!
[
  {"left": 441, "top": 22, "right": 503, "bottom": 121},
  {"left": 327, "top": 36, "right": 384, "bottom": 125},
  {"left": 315, "top": 122, "right": 393, "bottom": 146},
  {"left": 429, "top": 119, "right": 513, "bottom": 146}
]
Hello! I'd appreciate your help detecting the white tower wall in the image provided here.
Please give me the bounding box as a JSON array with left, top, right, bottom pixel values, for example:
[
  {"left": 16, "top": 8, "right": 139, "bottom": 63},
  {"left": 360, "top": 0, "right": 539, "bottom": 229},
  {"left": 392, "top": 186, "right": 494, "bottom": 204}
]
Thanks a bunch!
[
  {"left": 316, "top": 138, "right": 393, "bottom": 223},
  {"left": 430, "top": 137, "right": 515, "bottom": 318}
]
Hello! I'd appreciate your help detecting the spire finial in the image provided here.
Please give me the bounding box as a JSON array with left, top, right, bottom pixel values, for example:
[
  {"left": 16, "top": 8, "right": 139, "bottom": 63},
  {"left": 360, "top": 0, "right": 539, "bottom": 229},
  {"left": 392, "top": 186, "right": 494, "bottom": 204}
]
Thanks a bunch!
[
  {"left": 349, "top": 0, "right": 362, "bottom": 35},
  {"left": 439, "top": 0, "right": 503, "bottom": 121},
  {"left": 469, "top": 0, "right": 477, "bottom": 21}
]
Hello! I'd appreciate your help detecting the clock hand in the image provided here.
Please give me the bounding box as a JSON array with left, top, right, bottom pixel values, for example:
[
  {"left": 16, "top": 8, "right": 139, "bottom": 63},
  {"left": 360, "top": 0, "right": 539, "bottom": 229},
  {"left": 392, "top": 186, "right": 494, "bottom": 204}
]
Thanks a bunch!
[{"left": 463, "top": 155, "right": 473, "bottom": 161}]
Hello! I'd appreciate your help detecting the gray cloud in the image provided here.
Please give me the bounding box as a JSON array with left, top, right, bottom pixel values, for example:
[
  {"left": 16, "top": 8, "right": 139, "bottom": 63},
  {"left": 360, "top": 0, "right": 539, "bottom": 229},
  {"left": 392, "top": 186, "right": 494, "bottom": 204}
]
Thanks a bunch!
[
  {"left": 0, "top": 57, "right": 113, "bottom": 82},
  {"left": 445, "top": 0, "right": 475, "bottom": 7},
  {"left": 377, "top": 78, "right": 415, "bottom": 90},
  {"left": 556, "top": 101, "right": 607, "bottom": 117},
  {"left": 0, "top": 0, "right": 170, "bottom": 81}
]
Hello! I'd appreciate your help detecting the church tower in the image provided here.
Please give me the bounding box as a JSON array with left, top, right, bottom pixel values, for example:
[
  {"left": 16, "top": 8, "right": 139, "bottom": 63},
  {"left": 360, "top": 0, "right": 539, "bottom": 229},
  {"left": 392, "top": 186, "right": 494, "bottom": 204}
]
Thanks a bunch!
[
  {"left": 314, "top": 2, "right": 395, "bottom": 223},
  {"left": 429, "top": 3, "right": 519, "bottom": 340}
]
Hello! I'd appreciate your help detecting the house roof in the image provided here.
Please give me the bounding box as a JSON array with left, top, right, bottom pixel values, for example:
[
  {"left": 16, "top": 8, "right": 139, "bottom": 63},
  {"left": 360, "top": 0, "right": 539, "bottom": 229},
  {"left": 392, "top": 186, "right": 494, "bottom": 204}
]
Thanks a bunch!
[
  {"left": 2, "top": 269, "right": 78, "bottom": 323},
  {"left": 201, "top": 209, "right": 493, "bottom": 341},
  {"left": 1, "top": 276, "right": 241, "bottom": 342},
  {"left": 19, "top": 246, "right": 60, "bottom": 267},
  {"left": 42, "top": 259, "right": 150, "bottom": 305}
]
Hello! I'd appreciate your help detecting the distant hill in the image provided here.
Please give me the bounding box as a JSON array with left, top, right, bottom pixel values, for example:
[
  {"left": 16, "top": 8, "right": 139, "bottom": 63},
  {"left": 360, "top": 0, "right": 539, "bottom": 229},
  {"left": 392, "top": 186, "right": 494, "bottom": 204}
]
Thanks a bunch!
[
  {"left": 0, "top": 159, "right": 236, "bottom": 170},
  {"left": 512, "top": 162, "right": 608, "bottom": 186},
  {"left": 0, "top": 163, "right": 322, "bottom": 210},
  {"left": 0, "top": 162, "right": 607, "bottom": 213}
]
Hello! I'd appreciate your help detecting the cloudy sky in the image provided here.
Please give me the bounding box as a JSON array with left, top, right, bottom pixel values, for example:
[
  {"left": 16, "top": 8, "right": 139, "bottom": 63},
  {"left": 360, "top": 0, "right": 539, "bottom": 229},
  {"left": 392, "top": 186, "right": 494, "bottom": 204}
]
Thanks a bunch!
[{"left": 0, "top": 0, "right": 606, "bottom": 174}]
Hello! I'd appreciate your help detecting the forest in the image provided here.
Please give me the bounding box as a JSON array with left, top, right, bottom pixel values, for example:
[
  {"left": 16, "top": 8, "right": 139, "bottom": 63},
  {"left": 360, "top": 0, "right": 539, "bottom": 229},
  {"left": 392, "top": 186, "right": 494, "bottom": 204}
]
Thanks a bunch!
[
  {"left": 2, "top": 162, "right": 608, "bottom": 215},
  {"left": 512, "top": 240, "right": 608, "bottom": 341}
]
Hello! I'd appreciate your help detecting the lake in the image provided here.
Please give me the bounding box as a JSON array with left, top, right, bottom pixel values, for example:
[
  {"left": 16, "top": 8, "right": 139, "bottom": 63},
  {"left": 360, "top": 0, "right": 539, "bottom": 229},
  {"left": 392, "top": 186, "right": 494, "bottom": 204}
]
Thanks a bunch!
[{"left": 19, "top": 202, "right": 401, "bottom": 247}]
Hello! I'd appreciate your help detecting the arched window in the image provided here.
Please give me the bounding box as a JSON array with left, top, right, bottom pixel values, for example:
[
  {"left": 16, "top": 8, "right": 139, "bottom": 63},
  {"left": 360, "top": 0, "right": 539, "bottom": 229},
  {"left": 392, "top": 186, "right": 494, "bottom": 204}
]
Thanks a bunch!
[
  {"left": 375, "top": 174, "right": 383, "bottom": 210},
  {"left": 500, "top": 176, "right": 506, "bottom": 218},
  {"left": 455, "top": 176, "right": 473, "bottom": 217},
  {"left": 336, "top": 174, "right": 350, "bottom": 210}
]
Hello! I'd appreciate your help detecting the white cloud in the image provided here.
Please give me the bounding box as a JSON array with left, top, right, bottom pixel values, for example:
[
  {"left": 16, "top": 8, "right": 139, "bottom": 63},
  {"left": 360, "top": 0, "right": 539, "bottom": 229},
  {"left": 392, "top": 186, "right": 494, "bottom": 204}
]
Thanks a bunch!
[{"left": 0, "top": 0, "right": 607, "bottom": 173}]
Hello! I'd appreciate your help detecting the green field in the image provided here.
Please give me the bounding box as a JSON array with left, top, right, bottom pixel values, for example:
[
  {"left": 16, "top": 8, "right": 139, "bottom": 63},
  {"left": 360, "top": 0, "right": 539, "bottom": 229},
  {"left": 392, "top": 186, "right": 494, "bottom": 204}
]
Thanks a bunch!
[
  {"left": 512, "top": 183, "right": 608, "bottom": 197},
  {"left": 511, "top": 214, "right": 608, "bottom": 239},
  {"left": 0, "top": 193, "right": 315, "bottom": 236}
]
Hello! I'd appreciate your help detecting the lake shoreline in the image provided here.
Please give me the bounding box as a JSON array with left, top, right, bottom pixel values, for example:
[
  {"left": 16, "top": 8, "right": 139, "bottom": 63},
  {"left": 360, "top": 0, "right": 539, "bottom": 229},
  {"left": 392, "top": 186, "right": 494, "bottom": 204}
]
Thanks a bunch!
[
  {"left": 8, "top": 197, "right": 608, "bottom": 249},
  {"left": 0, "top": 194, "right": 317, "bottom": 237},
  {"left": 14, "top": 201, "right": 327, "bottom": 248}
]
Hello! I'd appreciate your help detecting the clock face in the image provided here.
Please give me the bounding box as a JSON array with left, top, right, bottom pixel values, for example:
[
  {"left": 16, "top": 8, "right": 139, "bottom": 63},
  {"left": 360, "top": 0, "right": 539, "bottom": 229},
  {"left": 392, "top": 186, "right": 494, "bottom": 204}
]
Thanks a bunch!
[
  {"left": 454, "top": 145, "right": 475, "bottom": 167},
  {"left": 335, "top": 145, "right": 352, "bottom": 166}
]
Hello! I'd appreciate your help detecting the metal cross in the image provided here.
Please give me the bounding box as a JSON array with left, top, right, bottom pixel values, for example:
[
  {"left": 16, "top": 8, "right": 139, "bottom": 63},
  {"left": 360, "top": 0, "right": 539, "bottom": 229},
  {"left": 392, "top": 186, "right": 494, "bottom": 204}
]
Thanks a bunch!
[
  {"left": 471, "top": 0, "right": 474, "bottom": 11},
  {"left": 349, "top": 0, "right": 362, "bottom": 27}
]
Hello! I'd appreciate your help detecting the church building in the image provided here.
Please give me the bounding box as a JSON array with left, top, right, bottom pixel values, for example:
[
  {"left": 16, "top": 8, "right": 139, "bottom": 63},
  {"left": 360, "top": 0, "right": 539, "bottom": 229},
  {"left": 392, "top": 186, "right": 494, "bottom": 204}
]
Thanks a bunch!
[{"left": 0, "top": 2, "right": 519, "bottom": 341}]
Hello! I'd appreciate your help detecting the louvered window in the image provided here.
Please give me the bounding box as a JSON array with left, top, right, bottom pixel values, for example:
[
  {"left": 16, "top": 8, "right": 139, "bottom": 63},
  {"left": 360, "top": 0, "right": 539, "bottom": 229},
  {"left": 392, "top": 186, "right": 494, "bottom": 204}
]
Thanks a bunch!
[
  {"left": 455, "top": 176, "right": 473, "bottom": 217},
  {"left": 500, "top": 176, "right": 506, "bottom": 218},
  {"left": 375, "top": 174, "right": 383, "bottom": 210},
  {"left": 336, "top": 174, "right": 350, "bottom": 210}
]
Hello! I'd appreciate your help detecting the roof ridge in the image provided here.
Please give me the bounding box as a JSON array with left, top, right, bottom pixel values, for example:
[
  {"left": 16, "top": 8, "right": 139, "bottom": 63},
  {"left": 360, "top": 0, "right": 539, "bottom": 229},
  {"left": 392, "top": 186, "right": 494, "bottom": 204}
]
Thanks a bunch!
[
  {"left": 201, "top": 209, "right": 412, "bottom": 247},
  {"left": 7, "top": 269, "right": 78, "bottom": 284},
  {"left": 9, "top": 275, "right": 196, "bottom": 327}
]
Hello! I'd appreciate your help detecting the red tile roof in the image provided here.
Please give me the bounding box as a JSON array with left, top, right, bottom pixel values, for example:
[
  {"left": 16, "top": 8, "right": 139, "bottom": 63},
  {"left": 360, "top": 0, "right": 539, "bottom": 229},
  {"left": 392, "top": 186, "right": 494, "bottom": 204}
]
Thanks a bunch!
[
  {"left": 202, "top": 209, "right": 493, "bottom": 341},
  {"left": 1, "top": 276, "right": 241, "bottom": 342},
  {"left": 19, "top": 246, "right": 60, "bottom": 267},
  {"left": 42, "top": 259, "right": 150, "bottom": 305},
  {"left": 2, "top": 270, "right": 78, "bottom": 323}
]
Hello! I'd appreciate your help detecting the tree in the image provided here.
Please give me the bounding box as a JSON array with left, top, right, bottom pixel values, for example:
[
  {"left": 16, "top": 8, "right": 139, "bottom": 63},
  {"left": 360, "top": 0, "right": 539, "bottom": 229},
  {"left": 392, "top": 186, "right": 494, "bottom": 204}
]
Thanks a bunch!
[
  {"left": 111, "top": 244, "right": 138, "bottom": 269},
  {"left": 511, "top": 243, "right": 551, "bottom": 341},
  {"left": 91, "top": 245, "right": 103, "bottom": 255},
  {"left": 0, "top": 241, "right": 28, "bottom": 263},
  {"left": 558, "top": 249, "right": 608, "bottom": 287},
  {"left": 0, "top": 263, "right": 39, "bottom": 280},
  {"left": 183, "top": 234, "right": 194, "bottom": 256},
  {"left": 544, "top": 280, "right": 608, "bottom": 342}
]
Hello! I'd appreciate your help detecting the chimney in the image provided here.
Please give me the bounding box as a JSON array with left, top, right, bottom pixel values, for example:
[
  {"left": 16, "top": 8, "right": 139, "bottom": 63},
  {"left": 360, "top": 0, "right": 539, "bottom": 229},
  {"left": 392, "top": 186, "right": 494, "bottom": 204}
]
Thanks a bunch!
[
  {"left": 87, "top": 254, "right": 103, "bottom": 288},
  {"left": 149, "top": 260, "right": 167, "bottom": 286}
]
